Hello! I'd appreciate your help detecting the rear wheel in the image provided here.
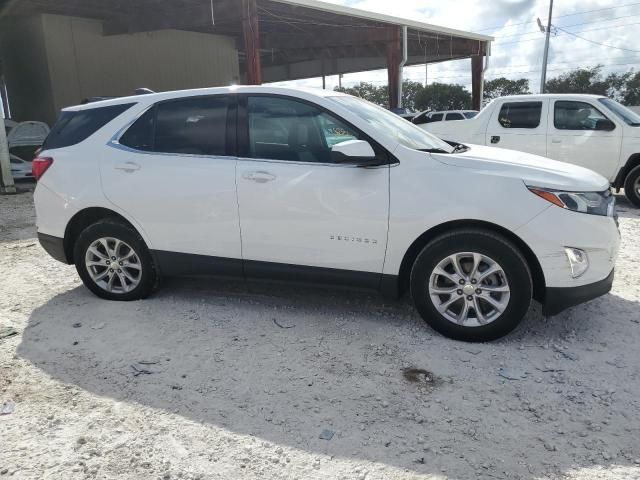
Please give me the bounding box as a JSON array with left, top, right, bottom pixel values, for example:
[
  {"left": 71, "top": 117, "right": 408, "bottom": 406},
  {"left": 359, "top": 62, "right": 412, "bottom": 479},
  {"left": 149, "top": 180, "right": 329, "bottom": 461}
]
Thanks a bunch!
[
  {"left": 410, "top": 229, "right": 532, "bottom": 342},
  {"left": 74, "top": 219, "right": 157, "bottom": 301},
  {"left": 624, "top": 165, "right": 640, "bottom": 208}
]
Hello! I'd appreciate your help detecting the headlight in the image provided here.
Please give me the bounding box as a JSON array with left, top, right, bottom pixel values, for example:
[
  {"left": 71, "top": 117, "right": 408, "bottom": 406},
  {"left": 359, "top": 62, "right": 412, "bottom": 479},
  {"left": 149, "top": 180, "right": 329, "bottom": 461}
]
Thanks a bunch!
[{"left": 528, "top": 187, "right": 615, "bottom": 217}]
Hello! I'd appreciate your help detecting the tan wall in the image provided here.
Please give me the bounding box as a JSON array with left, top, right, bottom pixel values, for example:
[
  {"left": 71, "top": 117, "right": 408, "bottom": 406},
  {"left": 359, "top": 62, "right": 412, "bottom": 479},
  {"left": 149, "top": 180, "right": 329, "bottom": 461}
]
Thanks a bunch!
[
  {"left": 1, "top": 14, "right": 240, "bottom": 125},
  {"left": 0, "top": 16, "right": 57, "bottom": 123}
]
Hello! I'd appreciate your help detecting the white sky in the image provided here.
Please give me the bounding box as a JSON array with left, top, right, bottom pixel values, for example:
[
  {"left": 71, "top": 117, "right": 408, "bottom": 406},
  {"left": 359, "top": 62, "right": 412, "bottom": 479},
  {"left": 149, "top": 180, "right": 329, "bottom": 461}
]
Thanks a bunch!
[{"left": 271, "top": 0, "right": 639, "bottom": 94}]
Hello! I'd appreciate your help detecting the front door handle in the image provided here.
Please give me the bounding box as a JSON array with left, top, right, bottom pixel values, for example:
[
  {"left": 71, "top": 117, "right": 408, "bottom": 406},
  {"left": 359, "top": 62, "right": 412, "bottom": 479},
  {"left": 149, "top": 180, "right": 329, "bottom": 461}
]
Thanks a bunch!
[
  {"left": 490, "top": 136, "right": 500, "bottom": 144},
  {"left": 243, "top": 171, "right": 276, "bottom": 183},
  {"left": 114, "top": 161, "right": 141, "bottom": 173}
]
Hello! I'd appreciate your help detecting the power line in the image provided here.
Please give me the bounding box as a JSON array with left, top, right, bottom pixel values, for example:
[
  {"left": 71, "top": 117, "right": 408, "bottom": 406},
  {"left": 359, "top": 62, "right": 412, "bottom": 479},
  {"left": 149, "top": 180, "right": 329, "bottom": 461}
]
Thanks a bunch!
[
  {"left": 556, "top": 26, "right": 640, "bottom": 53},
  {"left": 494, "top": 21, "right": 640, "bottom": 46},
  {"left": 495, "top": 12, "right": 640, "bottom": 39},
  {"left": 475, "top": 1, "right": 640, "bottom": 32}
]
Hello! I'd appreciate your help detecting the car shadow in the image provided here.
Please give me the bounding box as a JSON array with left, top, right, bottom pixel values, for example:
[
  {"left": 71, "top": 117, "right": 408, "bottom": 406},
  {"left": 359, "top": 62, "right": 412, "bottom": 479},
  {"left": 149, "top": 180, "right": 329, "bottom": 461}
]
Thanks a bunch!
[{"left": 17, "top": 276, "right": 640, "bottom": 477}]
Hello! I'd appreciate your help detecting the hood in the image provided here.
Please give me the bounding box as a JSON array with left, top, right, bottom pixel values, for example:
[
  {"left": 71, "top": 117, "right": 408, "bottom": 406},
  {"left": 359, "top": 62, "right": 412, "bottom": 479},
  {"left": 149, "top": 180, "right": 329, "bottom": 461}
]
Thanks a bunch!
[
  {"left": 7, "top": 121, "right": 50, "bottom": 147},
  {"left": 432, "top": 144, "right": 609, "bottom": 192}
]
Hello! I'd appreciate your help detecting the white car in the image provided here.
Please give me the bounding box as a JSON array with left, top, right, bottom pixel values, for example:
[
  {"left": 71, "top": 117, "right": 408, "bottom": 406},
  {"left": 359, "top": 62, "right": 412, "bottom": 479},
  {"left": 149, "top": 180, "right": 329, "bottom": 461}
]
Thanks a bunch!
[
  {"left": 419, "top": 94, "right": 640, "bottom": 207},
  {"left": 33, "top": 86, "right": 620, "bottom": 342},
  {"left": 412, "top": 110, "right": 478, "bottom": 125},
  {"left": 9, "top": 154, "right": 33, "bottom": 180}
]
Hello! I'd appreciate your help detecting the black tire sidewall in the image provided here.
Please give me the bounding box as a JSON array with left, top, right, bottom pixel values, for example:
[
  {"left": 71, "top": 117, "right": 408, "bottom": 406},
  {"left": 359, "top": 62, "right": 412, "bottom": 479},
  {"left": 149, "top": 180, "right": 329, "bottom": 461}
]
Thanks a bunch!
[
  {"left": 410, "top": 230, "right": 532, "bottom": 342},
  {"left": 624, "top": 165, "right": 640, "bottom": 208},
  {"left": 73, "top": 220, "right": 157, "bottom": 301}
]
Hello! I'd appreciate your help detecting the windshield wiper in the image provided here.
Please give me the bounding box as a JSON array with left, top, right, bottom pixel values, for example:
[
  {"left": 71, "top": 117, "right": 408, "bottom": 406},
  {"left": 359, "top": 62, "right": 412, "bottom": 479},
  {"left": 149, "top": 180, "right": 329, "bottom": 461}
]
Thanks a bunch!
[{"left": 419, "top": 148, "right": 452, "bottom": 154}]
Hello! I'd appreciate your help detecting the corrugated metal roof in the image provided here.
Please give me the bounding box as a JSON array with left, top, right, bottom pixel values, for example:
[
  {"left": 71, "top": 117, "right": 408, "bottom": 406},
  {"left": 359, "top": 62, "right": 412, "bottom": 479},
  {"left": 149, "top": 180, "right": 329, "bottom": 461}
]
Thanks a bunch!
[{"left": 271, "top": 0, "right": 494, "bottom": 42}]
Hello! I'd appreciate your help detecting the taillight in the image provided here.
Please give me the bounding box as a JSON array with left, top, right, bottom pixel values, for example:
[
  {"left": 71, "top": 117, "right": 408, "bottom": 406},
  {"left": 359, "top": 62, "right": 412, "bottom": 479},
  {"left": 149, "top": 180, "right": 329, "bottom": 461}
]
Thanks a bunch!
[{"left": 32, "top": 157, "right": 54, "bottom": 181}]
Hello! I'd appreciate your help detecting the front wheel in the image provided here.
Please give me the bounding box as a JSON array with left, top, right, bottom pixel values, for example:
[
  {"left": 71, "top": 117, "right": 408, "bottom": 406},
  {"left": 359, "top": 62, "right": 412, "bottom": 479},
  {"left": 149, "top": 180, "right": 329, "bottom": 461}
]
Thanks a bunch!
[
  {"left": 624, "top": 165, "right": 640, "bottom": 208},
  {"left": 410, "top": 229, "right": 532, "bottom": 342},
  {"left": 73, "top": 219, "right": 158, "bottom": 301}
]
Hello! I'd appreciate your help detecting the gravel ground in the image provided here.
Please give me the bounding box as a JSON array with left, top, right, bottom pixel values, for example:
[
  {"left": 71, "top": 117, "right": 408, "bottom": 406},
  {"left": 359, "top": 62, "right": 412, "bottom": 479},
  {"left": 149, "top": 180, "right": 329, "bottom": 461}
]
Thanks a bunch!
[{"left": 1, "top": 187, "right": 640, "bottom": 480}]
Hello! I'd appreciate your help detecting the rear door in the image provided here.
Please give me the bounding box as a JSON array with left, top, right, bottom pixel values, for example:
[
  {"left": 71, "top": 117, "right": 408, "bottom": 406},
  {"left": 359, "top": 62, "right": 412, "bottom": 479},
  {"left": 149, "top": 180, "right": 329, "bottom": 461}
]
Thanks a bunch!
[
  {"left": 486, "top": 100, "right": 548, "bottom": 156},
  {"left": 101, "top": 95, "right": 242, "bottom": 266},
  {"left": 547, "top": 99, "right": 622, "bottom": 179}
]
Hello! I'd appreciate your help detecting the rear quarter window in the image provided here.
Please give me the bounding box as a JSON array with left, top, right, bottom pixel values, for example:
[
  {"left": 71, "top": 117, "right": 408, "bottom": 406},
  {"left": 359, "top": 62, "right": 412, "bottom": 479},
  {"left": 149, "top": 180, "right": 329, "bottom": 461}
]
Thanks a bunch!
[{"left": 43, "top": 103, "right": 135, "bottom": 150}]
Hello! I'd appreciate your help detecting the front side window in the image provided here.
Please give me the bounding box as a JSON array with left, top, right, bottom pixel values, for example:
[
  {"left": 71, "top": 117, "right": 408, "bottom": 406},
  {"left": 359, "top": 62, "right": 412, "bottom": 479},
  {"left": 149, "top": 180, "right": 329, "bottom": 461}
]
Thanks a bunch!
[
  {"left": 247, "top": 96, "right": 360, "bottom": 163},
  {"left": 498, "top": 102, "right": 542, "bottom": 129},
  {"left": 554, "top": 101, "right": 611, "bottom": 131},
  {"left": 463, "top": 111, "right": 478, "bottom": 119},
  {"left": 445, "top": 113, "right": 464, "bottom": 121}
]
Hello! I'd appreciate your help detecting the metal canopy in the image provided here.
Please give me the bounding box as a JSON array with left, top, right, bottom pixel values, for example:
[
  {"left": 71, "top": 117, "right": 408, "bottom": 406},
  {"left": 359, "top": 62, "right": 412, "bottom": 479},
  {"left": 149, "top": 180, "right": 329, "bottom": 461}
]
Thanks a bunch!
[{"left": 1, "top": 0, "right": 492, "bottom": 84}]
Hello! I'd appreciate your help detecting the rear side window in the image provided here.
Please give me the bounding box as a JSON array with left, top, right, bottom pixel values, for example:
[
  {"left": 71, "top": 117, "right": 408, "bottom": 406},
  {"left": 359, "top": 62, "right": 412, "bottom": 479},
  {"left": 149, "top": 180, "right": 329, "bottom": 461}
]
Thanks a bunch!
[
  {"left": 120, "top": 97, "right": 229, "bottom": 155},
  {"left": 498, "top": 102, "right": 542, "bottom": 129},
  {"left": 445, "top": 113, "right": 464, "bottom": 121},
  {"left": 155, "top": 97, "right": 228, "bottom": 155},
  {"left": 119, "top": 107, "right": 155, "bottom": 151},
  {"left": 429, "top": 113, "right": 444, "bottom": 122},
  {"left": 43, "top": 103, "right": 134, "bottom": 150}
]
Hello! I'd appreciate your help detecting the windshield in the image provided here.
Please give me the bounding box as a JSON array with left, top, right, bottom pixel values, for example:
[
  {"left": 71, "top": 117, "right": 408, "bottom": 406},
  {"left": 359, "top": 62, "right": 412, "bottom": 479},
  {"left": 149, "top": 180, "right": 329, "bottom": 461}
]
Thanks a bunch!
[
  {"left": 598, "top": 98, "right": 640, "bottom": 126},
  {"left": 328, "top": 96, "right": 455, "bottom": 153}
]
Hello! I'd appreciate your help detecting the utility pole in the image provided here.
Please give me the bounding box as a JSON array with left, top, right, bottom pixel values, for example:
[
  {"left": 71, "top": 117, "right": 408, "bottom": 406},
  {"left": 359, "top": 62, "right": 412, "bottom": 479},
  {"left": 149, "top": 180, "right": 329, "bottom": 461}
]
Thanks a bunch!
[
  {"left": 0, "top": 114, "right": 16, "bottom": 195},
  {"left": 539, "top": 0, "right": 554, "bottom": 93}
]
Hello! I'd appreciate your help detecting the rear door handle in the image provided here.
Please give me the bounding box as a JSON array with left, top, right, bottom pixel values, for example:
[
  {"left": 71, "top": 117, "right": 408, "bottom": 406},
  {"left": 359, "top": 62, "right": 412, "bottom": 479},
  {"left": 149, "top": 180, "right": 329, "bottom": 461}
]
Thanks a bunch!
[
  {"left": 114, "top": 161, "right": 141, "bottom": 173},
  {"left": 551, "top": 138, "right": 562, "bottom": 144},
  {"left": 490, "top": 136, "right": 500, "bottom": 144},
  {"left": 243, "top": 171, "right": 276, "bottom": 183}
]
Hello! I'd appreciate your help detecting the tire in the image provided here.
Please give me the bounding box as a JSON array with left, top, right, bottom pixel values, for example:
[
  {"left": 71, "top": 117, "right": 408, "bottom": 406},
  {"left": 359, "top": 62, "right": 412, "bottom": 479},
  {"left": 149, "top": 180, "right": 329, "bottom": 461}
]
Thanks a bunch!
[
  {"left": 73, "top": 218, "right": 158, "bottom": 301},
  {"left": 410, "top": 229, "right": 532, "bottom": 342},
  {"left": 624, "top": 165, "right": 640, "bottom": 208}
]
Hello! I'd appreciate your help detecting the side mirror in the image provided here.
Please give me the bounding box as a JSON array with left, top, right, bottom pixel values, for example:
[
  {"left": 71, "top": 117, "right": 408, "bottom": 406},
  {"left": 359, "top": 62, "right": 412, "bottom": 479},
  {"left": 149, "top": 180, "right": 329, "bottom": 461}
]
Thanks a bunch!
[
  {"left": 331, "top": 140, "right": 380, "bottom": 166},
  {"left": 595, "top": 119, "right": 615, "bottom": 131}
]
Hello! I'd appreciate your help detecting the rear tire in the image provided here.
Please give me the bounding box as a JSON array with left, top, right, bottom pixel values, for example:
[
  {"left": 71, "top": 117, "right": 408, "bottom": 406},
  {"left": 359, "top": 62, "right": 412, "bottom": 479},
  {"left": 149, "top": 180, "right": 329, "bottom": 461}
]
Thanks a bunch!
[
  {"left": 73, "top": 218, "right": 157, "bottom": 301},
  {"left": 410, "top": 229, "right": 532, "bottom": 342},
  {"left": 624, "top": 165, "right": 640, "bottom": 208}
]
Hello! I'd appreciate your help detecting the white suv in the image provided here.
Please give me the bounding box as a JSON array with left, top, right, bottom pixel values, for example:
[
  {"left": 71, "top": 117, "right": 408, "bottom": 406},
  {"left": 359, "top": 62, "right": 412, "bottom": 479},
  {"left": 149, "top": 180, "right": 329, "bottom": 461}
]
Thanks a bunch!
[{"left": 33, "top": 86, "right": 620, "bottom": 342}]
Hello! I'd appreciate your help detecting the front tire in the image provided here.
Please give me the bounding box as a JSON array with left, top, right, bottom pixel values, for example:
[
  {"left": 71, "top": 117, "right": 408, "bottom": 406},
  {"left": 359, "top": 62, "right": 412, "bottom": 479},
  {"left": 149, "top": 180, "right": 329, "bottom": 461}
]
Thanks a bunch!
[
  {"left": 74, "top": 218, "right": 157, "bottom": 301},
  {"left": 624, "top": 165, "right": 640, "bottom": 208},
  {"left": 410, "top": 229, "right": 532, "bottom": 342}
]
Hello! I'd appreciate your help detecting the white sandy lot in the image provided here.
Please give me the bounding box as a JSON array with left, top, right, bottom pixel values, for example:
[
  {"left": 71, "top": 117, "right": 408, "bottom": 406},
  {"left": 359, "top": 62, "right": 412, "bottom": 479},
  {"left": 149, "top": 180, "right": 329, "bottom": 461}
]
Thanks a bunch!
[{"left": 1, "top": 189, "right": 639, "bottom": 480}]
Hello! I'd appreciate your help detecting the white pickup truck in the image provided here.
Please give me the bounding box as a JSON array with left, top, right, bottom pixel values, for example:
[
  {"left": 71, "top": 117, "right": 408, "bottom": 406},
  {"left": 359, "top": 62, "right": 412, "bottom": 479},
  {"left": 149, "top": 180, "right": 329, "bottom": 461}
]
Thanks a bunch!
[{"left": 421, "top": 94, "right": 640, "bottom": 206}]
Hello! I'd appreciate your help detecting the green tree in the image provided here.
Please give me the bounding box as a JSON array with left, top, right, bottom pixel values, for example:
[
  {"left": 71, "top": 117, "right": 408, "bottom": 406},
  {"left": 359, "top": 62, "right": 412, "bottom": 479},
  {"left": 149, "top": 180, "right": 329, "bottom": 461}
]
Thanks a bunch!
[
  {"left": 334, "top": 82, "right": 388, "bottom": 106},
  {"left": 414, "top": 83, "right": 472, "bottom": 111},
  {"left": 545, "top": 66, "right": 610, "bottom": 96},
  {"left": 334, "top": 80, "right": 424, "bottom": 110},
  {"left": 483, "top": 77, "right": 530, "bottom": 103},
  {"left": 609, "top": 70, "right": 640, "bottom": 105}
]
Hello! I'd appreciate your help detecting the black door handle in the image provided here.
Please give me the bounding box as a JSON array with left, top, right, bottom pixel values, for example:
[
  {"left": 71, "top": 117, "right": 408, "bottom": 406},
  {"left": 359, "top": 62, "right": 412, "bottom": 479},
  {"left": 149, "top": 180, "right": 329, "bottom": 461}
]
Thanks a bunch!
[{"left": 491, "top": 136, "right": 501, "bottom": 144}]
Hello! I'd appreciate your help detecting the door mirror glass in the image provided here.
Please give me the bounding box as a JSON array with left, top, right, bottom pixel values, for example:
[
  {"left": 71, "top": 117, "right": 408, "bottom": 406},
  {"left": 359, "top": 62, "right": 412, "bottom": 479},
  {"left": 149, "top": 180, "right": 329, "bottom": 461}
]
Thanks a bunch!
[{"left": 331, "top": 140, "right": 377, "bottom": 165}]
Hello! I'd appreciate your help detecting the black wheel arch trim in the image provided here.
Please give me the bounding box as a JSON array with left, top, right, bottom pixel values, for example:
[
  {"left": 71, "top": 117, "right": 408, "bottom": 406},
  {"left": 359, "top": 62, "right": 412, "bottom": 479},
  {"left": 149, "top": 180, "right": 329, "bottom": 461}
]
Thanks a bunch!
[
  {"left": 613, "top": 153, "right": 640, "bottom": 189},
  {"left": 396, "top": 219, "right": 546, "bottom": 302}
]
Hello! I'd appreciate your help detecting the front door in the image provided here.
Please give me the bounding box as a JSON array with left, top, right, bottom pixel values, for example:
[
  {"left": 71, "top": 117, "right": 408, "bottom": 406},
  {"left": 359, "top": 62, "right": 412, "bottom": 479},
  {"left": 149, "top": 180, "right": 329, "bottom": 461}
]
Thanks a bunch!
[
  {"left": 547, "top": 99, "right": 623, "bottom": 180},
  {"left": 235, "top": 95, "right": 390, "bottom": 284},
  {"left": 101, "top": 95, "right": 241, "bottom": 264}
]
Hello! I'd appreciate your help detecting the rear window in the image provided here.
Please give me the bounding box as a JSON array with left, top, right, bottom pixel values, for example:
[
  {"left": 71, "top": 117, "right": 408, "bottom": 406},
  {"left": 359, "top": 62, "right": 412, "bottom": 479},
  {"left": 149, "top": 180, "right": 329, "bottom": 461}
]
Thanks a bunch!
[
  {"left": 445, "top": 113, "right": 464, "bottom": 121},
  {"left": 43, "top": 103, "right": 134, "bottom": 150},
  {"left": 498, "top": 102, "right": 542, "bottom": 129}
]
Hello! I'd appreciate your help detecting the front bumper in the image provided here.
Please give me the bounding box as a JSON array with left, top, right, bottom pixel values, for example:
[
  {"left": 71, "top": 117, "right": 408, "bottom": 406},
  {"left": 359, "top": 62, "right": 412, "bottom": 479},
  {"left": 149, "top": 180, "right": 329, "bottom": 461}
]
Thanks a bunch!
[{"left": 543, "top": 269, "right": 614, "bottom": 316}]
